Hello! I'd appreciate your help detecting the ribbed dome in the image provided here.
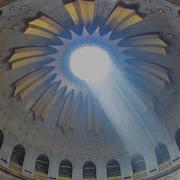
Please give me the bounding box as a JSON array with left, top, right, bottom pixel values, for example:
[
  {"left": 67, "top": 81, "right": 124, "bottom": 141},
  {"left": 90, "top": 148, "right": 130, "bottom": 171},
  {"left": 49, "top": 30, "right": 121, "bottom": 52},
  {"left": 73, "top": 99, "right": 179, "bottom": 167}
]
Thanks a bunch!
[
  {"left": 7, "top": 1, "right": 169, "bottom": 133},
  {"left": 0, "top": 0, "right": 180, "bottom": 180}
]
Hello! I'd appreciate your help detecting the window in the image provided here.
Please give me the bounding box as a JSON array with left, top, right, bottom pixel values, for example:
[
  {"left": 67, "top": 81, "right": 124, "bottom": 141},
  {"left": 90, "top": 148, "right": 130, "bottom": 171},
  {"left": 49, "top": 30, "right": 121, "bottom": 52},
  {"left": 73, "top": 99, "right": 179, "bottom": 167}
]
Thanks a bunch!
[
  {"left": 131, "top": 154, "right": 146, "bottom": 173},
  {"left": 107, "top": 159, "right": 121, "bottom": 178},
  {"left": 155, "top": 143, "right": 171, "bottom": 165},
  {"left": 59, "top": 159, "right": 72, "bottom": 178},
  {"left": 83, "top": 161, "right": 96, "bottom": 179},
  {"left": 175, "top": 129, "right": 180, "bottom": 150},
  {"left": 10, "top": 145, "right": 25, "bottom": 166},
  {"left": 0, "top": 130, "right": 4, "bottom": 149},
  {"left": 9, "top": 145, "right": 25, "bottom": 173},
  {"left": 35, "top": 154, "right": 49, "bottom": 174}
]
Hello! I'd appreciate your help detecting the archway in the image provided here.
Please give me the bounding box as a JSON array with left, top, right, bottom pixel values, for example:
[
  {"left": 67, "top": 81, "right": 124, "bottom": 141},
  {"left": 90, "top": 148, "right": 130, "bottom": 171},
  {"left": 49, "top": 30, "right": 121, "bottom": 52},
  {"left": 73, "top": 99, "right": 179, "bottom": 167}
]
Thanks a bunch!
[
  {"left": 107, "top": 159, "right": 121, "bottom": 179},
  {"left": 9, "top": 145, "right": 25, "bottom": 173},
  {"left": 35, "top": 154, "right": 49, "bottom": 179},
  {"left": 131, "top": 154, "right": 147, "bottom": 179},
  {"left": 155, "top": 143, "right": 172, "bottom": 171},
  {"left": 83, "top": 161, "right": 96, "bottom": 180},
  {"left": 59, "top": 159, "right": 72, "bottom": 180}
]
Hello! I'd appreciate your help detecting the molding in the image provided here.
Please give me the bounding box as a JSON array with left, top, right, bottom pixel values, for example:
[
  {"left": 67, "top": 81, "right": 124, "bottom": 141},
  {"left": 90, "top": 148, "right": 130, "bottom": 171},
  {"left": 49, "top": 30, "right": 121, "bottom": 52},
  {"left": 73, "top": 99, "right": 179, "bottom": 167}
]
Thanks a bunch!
[
  {"left": 0, "top": 163, "right": 180, "bottom": 180},
  {"left": 0, "top": 165, "right": 34, "bottom": 180},
  {"left": 145, "top": 163, "right": 180, "bottom": 180}
]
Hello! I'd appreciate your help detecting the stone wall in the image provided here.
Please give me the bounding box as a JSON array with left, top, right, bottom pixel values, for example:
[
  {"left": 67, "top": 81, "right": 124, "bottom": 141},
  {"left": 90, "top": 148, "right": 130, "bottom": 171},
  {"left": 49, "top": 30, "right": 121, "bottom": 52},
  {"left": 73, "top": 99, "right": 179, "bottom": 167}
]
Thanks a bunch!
[
  {"left": 0, "top": 169, "right": 22, "bottom": 180},
  {"left": 167, "top": 0, "right": 180, "bottom": 5},
  {"left": 156, "top": 168, "right": 180, "bottom": 180},
  {"left": 0, "top": 165, "right": 180, "bottom": 180}
]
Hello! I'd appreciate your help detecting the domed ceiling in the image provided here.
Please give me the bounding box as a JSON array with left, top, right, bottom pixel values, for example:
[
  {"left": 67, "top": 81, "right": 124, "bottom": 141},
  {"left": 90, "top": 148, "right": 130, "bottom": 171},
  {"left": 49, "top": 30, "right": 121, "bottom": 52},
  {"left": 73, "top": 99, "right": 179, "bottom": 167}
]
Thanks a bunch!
[
  {"left": 8, "top": 1, "right": 169, "bottom": 133},
  {"left": 0, "top": 0, "right": 180, "bottom": 179}
]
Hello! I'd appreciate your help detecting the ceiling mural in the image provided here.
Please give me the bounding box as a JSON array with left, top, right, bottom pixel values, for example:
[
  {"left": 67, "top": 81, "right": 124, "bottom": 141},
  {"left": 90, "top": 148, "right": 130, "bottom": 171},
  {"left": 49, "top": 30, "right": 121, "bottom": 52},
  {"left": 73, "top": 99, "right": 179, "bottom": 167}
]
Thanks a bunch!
[{"left": 7, "top": 0, "right": 171, "bottom": 133}]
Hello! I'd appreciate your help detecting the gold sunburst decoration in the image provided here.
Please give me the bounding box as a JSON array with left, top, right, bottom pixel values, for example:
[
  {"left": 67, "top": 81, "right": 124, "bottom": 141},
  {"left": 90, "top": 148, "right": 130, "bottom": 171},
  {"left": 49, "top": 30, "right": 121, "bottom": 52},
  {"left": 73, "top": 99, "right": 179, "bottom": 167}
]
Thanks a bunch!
[{"left": 8, "top": 0, "right": 170, "bottom": 132}]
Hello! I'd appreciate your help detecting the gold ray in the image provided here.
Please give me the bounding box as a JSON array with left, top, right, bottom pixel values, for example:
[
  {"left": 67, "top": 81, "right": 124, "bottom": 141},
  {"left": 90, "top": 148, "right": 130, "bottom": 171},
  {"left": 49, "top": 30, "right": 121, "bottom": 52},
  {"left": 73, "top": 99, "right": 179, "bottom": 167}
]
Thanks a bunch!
[
  {"left": 127, "top": 34, "right": 167, "bottom": 46},
  {"left": 32, "top": 82, "right": 60, "bottom": 119},
  {"left": 14, "top": 67, "right": 54, "bottom": 97},
  {"left": 117, "top": 14, "right": 143, "bottom": 31},
  {"left": 78, "top": 0, "right": 95, "bottom": 25},
  {"left": 25, "top": 27, "right": 57, "bottom": 39},
  {"left": 129, "top": 66, "right": 167, "bottom": 88},
  {"left": 57, "top": 91, "right": 74, "bottom": 129},
  {"left": 134, "top": 62, "right": 170, "bottom": 83},
  {"left": 9, "top": 47, "right": 53, "bottom": 62},
  {"left": 105, "top": 6, "right": 135, "bottom": 29},
  {"left": 20, "top": 74, "right": 56, "bottom": 100},
  {"left": 133, "top": 46, "right": 167, "bottom": 55},
  {"left": 41, "top": 87, "right": 66, "bottom": 121},
  {"left": 28, "top": 16, "right": 63, "bottom": 34},
  {"left": 24, "top": 15, "right": 66, "bottom": 39},
  {"left": 11, "top": 57, "right": 54, "bottom": 70},
  {"left": 64, "top": 1, "right": 80, "bottom": 25}
]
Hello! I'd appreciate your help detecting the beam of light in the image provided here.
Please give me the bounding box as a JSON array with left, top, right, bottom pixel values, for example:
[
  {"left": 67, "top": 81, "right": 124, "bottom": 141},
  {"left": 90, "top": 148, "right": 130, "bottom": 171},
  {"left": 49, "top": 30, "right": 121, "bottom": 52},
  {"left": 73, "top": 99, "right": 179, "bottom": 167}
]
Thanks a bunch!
[
  {"left": 70, "top": 46, "right": 112, "bottom": 82},
  {"left": 87, "top": 63, "right": 173, "bottom": 155}
]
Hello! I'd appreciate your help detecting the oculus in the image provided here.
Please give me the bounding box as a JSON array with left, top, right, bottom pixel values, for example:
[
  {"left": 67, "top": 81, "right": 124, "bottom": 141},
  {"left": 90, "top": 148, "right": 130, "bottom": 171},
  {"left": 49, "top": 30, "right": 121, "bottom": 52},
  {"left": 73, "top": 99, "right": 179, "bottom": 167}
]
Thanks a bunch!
[{"left": 69, "top": 46, "right": 112, "bottom": 82}]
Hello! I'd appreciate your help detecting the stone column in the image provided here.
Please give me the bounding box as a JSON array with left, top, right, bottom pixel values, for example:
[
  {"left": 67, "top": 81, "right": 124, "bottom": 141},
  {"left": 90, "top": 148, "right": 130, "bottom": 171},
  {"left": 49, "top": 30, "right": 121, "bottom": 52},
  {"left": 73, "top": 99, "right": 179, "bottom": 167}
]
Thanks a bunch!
[
  {"left": 48, "top": 155, "right": 60, "bottom": 180},
  {"left": 0, "top": 138, "right": 14, "bottom": 167},
  {"left": 72, "top": 160, "right": 83, "bottom": 180},
  {"left": 96, "top": 159, "right": 107, "bottom": 180},
  {"left": 22, "top": 150, "right": 37, "bottom": 178},
  {"left": 118, "top": 153, "right": 133, "bottom": 179},
  {"left": 144, "top": 151, "right": 159, "bottom": 176},
  {"left": 167, "top": 141, "right": 180, "bottom": 165}
]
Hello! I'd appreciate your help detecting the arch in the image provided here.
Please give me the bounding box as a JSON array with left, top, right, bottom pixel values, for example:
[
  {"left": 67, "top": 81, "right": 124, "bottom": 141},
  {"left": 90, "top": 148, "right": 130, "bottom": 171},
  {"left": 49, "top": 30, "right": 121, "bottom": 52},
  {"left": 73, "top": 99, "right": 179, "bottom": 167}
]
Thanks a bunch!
[
  {"left": 107, "top": 159, "right": 121, "bottom": 179},
  {"left": 131, "top": 154, "right": 147, "bottom": 179},
  {"left": 10, "top": 144, "right": 25, "bottom": 166},
  {"left": 131, "top": 154, "right": 146, "bottom": 173},
  {"left": 83, "top": 161, "right": 96, "bottom": 179},
  {"left": 59, "top": 159, "right": 72, "bottom": 179},
  {"left": 175, "top": 129, "right": 180, "bottom": 150},
  {"left": 9, "top": 144, "right": 25, "bottom": 173},
  {"left": 35, "top": 154, "right": 49, "bottom": 179},
  {"left": 0, "top": 129, "right": 4, "bottom": 149},
  {"left": 155, "top": 143, "right": 171, "bottom": 171}
]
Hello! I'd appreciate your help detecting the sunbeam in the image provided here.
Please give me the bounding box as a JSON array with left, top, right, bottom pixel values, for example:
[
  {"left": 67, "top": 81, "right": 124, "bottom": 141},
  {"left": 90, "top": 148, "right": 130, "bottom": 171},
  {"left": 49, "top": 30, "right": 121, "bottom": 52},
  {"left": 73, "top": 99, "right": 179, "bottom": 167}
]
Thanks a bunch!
[{"left": 88, "top": 63, "right": 173, "bottom": 155}]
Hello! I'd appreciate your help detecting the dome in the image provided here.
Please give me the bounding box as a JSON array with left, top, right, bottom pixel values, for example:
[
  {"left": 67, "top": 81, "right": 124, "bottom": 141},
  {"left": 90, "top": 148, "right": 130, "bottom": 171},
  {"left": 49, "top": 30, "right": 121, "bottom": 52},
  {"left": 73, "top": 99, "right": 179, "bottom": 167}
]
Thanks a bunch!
[{"left": 0, "top": 0, "right": 180, "bottom": 180}]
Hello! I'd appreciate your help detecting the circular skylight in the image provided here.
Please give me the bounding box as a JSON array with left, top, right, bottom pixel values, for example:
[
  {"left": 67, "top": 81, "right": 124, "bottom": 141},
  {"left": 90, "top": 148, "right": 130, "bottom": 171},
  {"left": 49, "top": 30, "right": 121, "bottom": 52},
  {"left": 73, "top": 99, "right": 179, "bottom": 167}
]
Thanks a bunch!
[{"left": 70, "top": 46, "right": 112, "bottom": 83}]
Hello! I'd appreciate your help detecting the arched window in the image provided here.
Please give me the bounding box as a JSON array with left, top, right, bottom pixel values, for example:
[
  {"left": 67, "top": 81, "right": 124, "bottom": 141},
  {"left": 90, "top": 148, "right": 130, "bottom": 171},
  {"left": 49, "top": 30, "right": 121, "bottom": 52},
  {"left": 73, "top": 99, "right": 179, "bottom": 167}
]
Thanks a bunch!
[
  {"left": 83, "top": 161, "right": 96, "bottom": 179},
  {"left": 107, "top": 159, "right": 121, "bottom": 179},
  {"left": 35, "top": 154, "right": 49, "bottom": 179},
  {"left": 131, "top": 153, "right": 147, "bottom": 179},
  {"left": 131, "top": 154, "right": 146, "bottom": 173},
  {"left": 175, "top": 129, "right": 180, "bottom": 150},
  {"left": 155, "top": 143, "right": 171, "bottom": 171},
  {"left": 9, "top": 145, "right": 25, "bottom": 173},
  {"left": 0, "top": 130, "right": 4, "bottom": 149},
  {"left": 59, "top": 159, "right": 72, "bottom": 179}
]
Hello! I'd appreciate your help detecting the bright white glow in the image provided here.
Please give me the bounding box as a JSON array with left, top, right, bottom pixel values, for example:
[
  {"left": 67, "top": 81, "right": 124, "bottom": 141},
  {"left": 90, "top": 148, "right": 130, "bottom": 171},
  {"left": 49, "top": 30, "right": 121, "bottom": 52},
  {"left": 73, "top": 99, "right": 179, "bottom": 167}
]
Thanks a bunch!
[
  {"left": 88, "top": 64, "right": 172, "bottom": 154},
  {"left": 70, "top": 46, "right": 112, "bottom": 82}
]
